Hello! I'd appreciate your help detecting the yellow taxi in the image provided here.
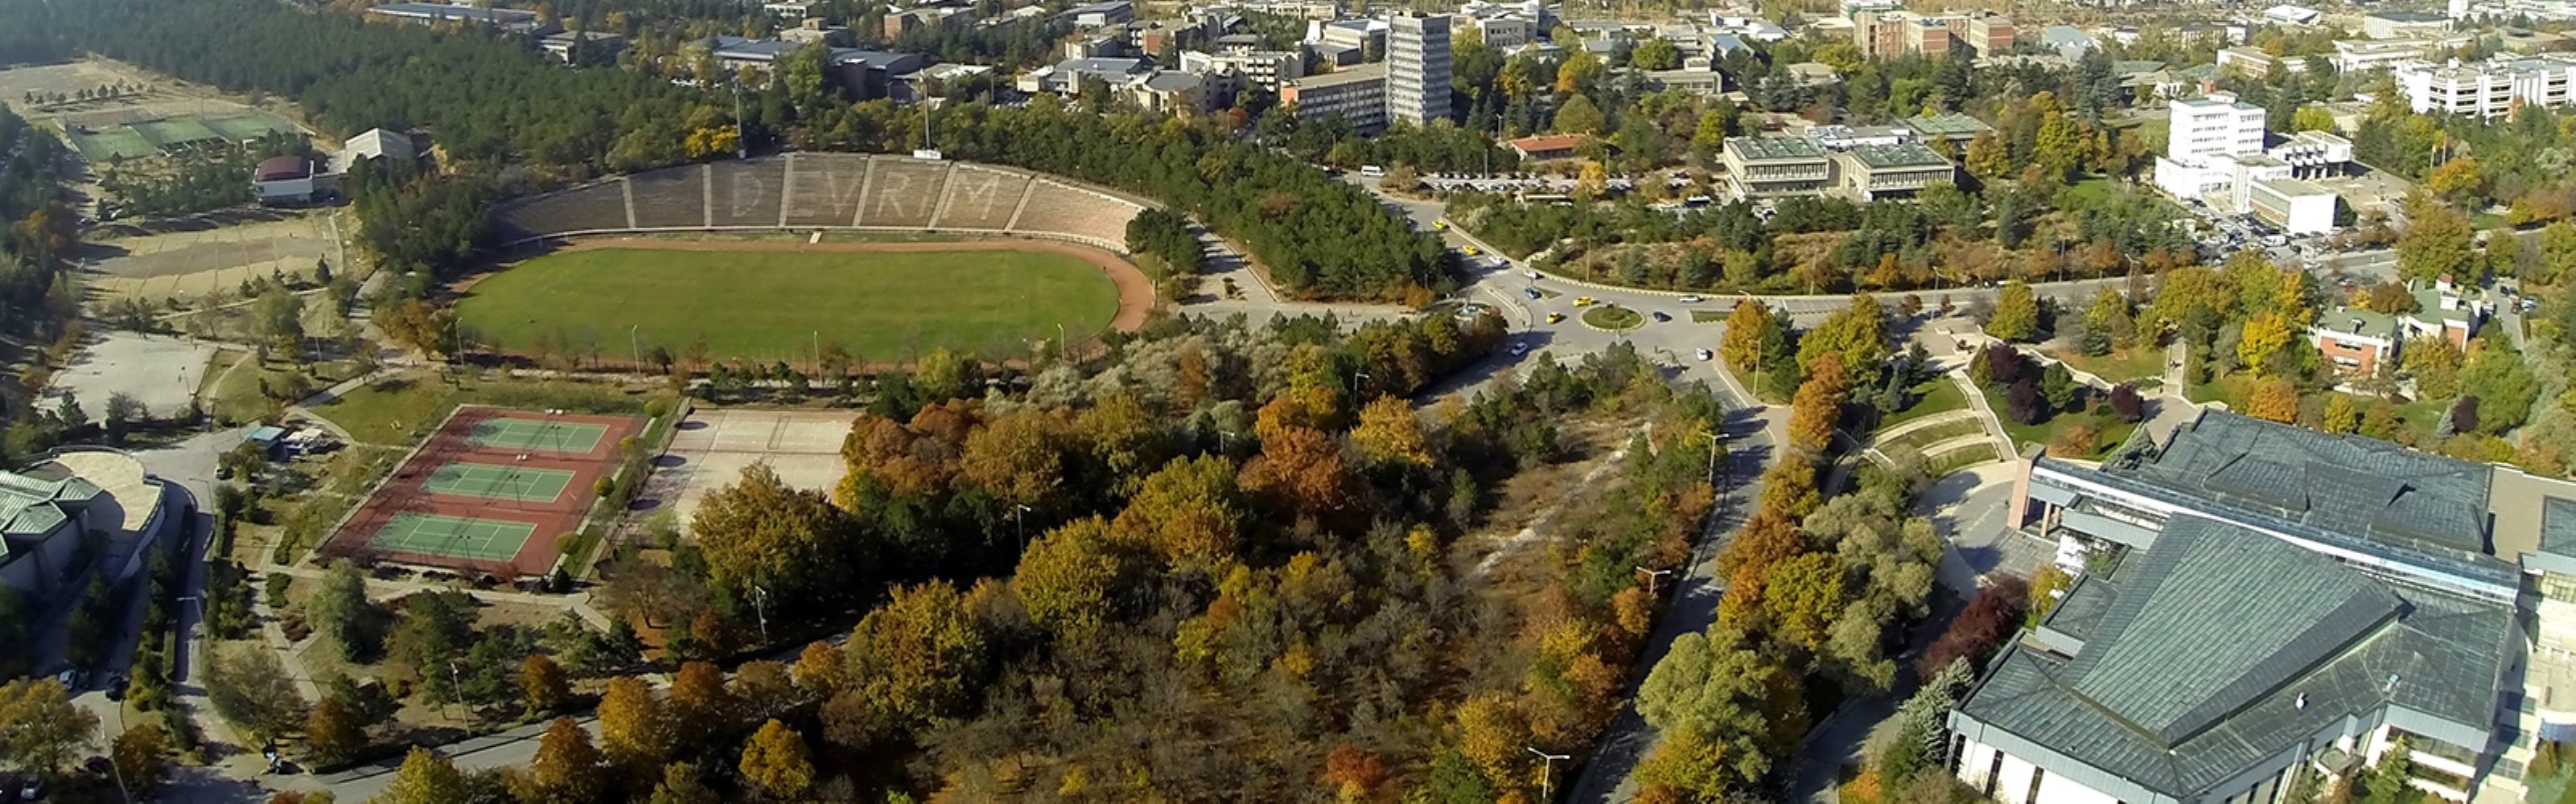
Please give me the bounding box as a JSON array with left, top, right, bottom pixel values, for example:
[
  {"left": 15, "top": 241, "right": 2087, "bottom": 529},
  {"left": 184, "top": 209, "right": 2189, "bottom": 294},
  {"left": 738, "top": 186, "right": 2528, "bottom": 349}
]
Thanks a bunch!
[
  {"left": 1546, "top": 312, "right": 1566, "bottom": 323},
  {"left": 1434, "top": 219, "right": 1451, "bottom": 230},
  {"left": 1573, "top": 296, "right": 1595, "bottom": 306},
  {"left": 1463, "top": 245, "right": 1480, "bottom": 256}
]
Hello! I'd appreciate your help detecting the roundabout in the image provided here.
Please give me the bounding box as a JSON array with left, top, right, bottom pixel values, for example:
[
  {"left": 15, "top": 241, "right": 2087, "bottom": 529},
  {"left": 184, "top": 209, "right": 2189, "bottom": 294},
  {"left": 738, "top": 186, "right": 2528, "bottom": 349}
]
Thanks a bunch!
[{"left": 1581, "top": 304, "right": 1646, "bottom": 332}]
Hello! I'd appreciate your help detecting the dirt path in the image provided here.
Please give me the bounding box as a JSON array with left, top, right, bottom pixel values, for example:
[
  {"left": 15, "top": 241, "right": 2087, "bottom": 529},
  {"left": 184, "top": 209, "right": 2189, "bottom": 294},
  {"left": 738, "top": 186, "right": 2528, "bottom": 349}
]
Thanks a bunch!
[{"left": 496, "top": 236, "right": 1155, "bottom": 333}]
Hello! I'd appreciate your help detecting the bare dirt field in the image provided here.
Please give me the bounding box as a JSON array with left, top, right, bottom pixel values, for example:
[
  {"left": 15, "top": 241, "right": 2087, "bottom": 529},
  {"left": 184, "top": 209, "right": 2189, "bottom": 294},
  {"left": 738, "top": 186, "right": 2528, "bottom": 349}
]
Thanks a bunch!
[
  {"left": 84, "top": 211, "right": 347, "bottom": 302},
  {"left": 640, "top": 408, "right": 859, "bottom": 531}
]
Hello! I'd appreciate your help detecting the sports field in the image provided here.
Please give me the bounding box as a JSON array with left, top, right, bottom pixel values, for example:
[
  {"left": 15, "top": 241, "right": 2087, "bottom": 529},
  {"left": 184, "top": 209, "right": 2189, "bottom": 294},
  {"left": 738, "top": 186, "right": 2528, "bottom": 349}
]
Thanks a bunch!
[
  {"left": 469, "top": 418, "right": 607, "bottom": 453},
  {"left": 364, "top": 512, "right": 537, "bottom": 563},
  {"left": 422, "top": 462, "right": 574, "bottom": 503},
  {"left": 455, "top": 244, "right": 1125, "bottom": 363}
]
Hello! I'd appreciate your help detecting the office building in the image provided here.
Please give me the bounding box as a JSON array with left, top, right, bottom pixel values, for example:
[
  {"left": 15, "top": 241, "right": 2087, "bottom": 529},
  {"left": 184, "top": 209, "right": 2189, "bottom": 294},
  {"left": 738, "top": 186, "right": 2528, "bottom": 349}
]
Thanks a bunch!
[
  {"left": 1280, "top": 63, "right": 1389, "bottom": 133},
  {"left": 1719, "top": 136, "right": 1833, "bottom": 198},
  {"left": 2397, "top": 55, "right": 2576, "bottom": 118},
  {"left": 1835, "top": 142, "right": 1955, "bottom": 199},
  {"left": 1388, "top": 12, "right": 1452, "bottom": 126},
  {"left": 1850, "top": 10, "right": 2014, "bottom": 60}
]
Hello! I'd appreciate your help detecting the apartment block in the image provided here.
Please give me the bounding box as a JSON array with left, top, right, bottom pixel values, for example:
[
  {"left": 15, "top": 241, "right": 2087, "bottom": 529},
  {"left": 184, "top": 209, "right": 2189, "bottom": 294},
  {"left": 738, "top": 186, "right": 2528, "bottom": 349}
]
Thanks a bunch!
[
  {"left": 1388, "top": 12, "right": 1453, "bottom": 125},
  {"left": 1280, "top": 62, "right": 1389, "bottom": 133}
]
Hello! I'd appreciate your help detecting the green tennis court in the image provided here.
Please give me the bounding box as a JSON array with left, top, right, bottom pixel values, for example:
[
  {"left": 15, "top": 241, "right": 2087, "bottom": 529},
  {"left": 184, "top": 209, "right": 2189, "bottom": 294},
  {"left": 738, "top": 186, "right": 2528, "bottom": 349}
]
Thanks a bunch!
[
  {"left": 133, "top": 117, "right": 223, "bottom": 149},
  {"left": 204, "top": 114, "right": 298, "bottom": 142},
  {"left": 422, "top": 461, "right": 574, "bottom": 503},
  {"left": 364, "top": 512, "right": 536, "bottom": 562},
  {"left": 467, "top": 418, "right": 608, "bottom": 453},
  {"left": 68, "top": 128, "right": 156, "bottom": 162}
]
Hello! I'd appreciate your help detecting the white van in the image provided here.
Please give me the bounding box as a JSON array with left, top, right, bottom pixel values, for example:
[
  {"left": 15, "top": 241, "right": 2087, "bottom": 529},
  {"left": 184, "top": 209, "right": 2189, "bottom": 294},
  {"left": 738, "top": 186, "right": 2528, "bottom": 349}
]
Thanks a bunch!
[{"left": 1359, "top": 165, "right": 1385, "bottom": 178}]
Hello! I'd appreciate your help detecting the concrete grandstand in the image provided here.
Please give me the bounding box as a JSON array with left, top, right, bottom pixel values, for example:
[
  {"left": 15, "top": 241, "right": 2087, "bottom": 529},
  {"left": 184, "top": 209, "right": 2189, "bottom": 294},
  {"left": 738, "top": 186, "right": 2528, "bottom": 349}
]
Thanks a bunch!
[{"left": 492, "top": 154, "right": 1149, "bottom": 251}]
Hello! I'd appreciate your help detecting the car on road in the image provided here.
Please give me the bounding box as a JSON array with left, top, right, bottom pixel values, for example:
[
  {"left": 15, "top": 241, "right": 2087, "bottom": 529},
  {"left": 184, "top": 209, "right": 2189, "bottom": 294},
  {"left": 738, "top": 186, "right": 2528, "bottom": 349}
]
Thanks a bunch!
[
  {"left": 1463, "top": 246, "right": 1480, "bottom": 256},
  {"left": 1524, "top": 287, "right": 1541, "bottom": 299},
  {"left": 1697, "top": 348, "right": 1714, "bottom": 361},
  {"left": 1650, "top": 311, "right": 1672, "bottom": 322},
  {"left": 54, "top": 669, "right": 78, "bottom": 691},
  {"left": 1523, "top": 270, "right": 1541, "bottom": 281},
  {"left": 1510, "top": 343, "right": 1529, "bottom": 356},
  {"left": 1677, "top": 295, "right": 1704, "bottom": 304},
  {"left": 1574, "top": 296, "right": 1595, "bottom": 306},
  {"left": 19, "top": 777, "right": 39, "bottom": 801},
  {"left": 1359, "top": 165, "right": 1385, "bottom": 178},
  {"left": 1434, "top": 219, "right": 1448, "bottom": 230},
  {"left": 1546, "top": 312, "right": 1566, "bottom": 323}
]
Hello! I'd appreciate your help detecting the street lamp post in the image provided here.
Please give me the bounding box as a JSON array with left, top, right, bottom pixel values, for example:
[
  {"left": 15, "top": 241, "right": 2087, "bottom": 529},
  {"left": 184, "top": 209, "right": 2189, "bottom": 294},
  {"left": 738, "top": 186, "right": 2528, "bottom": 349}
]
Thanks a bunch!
[
  {"left": 1527, "top": 747, "right": 1570, "bottom": 800},
  {"left": 1352, "top": 370, "right": 1372, "bottom": 400},
  {"left": 1636, "top": 566, "right": 1674, "bottom": 597},
  {"left": 752, "top": 585, "right": 770, "bottom": 645},
  {"left": 1698, "top": 430, "right": 1725, "bottom": 488},
  {"left": 1010, "top": 504, "right": 1034, "bottom": 552}
]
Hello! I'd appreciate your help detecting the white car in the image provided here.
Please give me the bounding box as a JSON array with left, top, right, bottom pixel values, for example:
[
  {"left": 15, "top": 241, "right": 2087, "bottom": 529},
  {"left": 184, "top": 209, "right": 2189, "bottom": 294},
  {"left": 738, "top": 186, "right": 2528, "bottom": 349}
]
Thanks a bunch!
[
  {"left": 1678, "top": 295, "right": 1704, "bottom": 304},
  {"left": 1510, "top": 343, "right": 1530, "bottom": 357},
  {"left": 1696, "top": 348, "right": 1714, "bottom": 361}
]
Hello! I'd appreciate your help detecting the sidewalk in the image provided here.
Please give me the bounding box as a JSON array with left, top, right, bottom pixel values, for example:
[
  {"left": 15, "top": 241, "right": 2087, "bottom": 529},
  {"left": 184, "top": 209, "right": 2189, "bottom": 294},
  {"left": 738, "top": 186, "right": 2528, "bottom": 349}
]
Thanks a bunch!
[{"left": 1948, "top": 370, "right": 2019, "bottom": 461}]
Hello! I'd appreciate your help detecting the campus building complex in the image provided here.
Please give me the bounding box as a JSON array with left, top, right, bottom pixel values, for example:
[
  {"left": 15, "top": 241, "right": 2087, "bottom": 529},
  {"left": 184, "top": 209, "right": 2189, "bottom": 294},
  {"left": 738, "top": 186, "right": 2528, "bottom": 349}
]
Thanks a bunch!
[
  {"left": 2154, "top": 92, "right": 2348, "bottom": 235},
  {"left": 1953, "top": 410, "right": 2576, "bottom": 803},
  {"left": 2397, "top": 55, "right": 2576, "bottom": 118},
  {"left": 1279, "top": 63, "right": 1390, "bottom": 133}
]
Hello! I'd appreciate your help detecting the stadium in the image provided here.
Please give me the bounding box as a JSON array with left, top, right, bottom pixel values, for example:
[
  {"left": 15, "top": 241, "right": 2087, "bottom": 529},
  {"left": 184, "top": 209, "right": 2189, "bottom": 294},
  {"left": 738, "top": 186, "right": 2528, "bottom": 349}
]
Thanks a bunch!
[
  {"left": 488, "top": 152, "right": 1150, "bottom": 249},
  {"left": 465, "top": 154, "right": 1160, "bottom": 366}
]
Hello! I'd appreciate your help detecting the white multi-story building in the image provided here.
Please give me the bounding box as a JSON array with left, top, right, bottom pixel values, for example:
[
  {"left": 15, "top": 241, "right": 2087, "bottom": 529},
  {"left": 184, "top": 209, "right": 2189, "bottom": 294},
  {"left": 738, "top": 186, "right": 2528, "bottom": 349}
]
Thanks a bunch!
[
  {"left": 2167, "top": 92, "right": 2266, "bottom": 163},
  {"left": 1180, "top": 49, "right": 1305, "bottom": 91},
  {"left": 1388, "top": 12, "right": 1452, "bottom": 126},
  {"left": 2396, "top": 55, "right": 2576, "bottom": 118},
  {"left": 2332, "top": 36, "right": 2471, "bottom": 72},
  {"left": 1280, "top": 63, "right": 1389, "bottom": 133}
]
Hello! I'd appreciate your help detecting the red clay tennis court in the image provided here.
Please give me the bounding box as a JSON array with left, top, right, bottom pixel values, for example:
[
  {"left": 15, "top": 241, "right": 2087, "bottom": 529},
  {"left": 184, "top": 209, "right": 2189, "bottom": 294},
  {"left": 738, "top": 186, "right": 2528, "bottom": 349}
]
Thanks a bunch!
[{"left": 322, "top": 406, "right": 643, "bottom": 578}]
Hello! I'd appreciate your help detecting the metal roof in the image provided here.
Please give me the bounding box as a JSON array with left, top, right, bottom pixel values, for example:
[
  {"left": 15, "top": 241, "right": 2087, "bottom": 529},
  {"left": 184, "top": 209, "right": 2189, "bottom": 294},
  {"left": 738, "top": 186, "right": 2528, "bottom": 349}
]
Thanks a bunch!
[
  {"left": 1846, "top": 142, "right": 1948, "bottom": 169},
  {"left": 1956, "top": 518, "right": 2513, "bottom": 801},
  {"left": 1902, "top": 113, "right": 1991, "bottom": 137},
  {"left": 1727, "top": 136, "right": 1825, "bottom": 162},
  {"left": 2120, "top": 410, "right": 2494, "bottom": 556}
]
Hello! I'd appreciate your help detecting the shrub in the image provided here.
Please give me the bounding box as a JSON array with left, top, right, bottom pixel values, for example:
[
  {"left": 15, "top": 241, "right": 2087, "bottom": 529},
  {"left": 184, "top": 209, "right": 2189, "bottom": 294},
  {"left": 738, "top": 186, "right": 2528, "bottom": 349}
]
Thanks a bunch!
[
  {"left": 2005, "top": 379, "right": 2045, "bottom": 425},
  {"left": 1920, "top": 576, "right": 2030, "bottom": 678},
  {"left": 2108, "top": 384, "right": 2145, "bottom": 423}
]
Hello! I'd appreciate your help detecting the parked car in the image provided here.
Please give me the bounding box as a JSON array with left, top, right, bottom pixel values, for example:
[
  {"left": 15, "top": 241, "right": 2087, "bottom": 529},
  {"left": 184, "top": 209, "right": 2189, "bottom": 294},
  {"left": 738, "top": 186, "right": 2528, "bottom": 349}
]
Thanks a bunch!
[{"left": 1697, "top": 348, "right": 1714, "bottom": 361}]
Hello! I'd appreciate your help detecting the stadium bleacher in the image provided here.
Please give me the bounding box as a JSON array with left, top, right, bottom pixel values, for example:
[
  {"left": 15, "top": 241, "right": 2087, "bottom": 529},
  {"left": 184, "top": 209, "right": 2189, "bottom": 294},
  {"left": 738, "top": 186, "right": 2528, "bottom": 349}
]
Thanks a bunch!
[
  {"left": 932, "top": 165, "right": 1031, "bottom": 232},
  {"left": 626, "top": 167, "right": 707, "bottom": 229},
  {"left": 784, "top": 153, "right": 874, "bottom": 228},
  {"left": 1012, "top": 178, "right": 1144, "bottom": 248},
  {"left": 860, "top": 158, "right": 950, "bottom": 228},
  {"left": 487, "top": 154, "right": 1147, "bottom": 250},
  {"left": 710, "top": 160, "right": 788, "bottom": 228}
]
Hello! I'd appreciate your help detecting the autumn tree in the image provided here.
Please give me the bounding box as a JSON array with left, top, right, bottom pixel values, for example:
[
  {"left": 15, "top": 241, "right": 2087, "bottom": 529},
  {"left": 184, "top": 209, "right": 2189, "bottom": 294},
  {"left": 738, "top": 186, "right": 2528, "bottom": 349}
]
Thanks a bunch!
[
  {"left": 843, "top": 580, "right": 989, "bottom": 732},
  {"left": 2081, "top": 288, "right": 2135, "bottom": 353},
  {"left": 739, "top": 720, "right": 816, "bottom": 799},
  {"left": 1110, "top": 454, "right": 1244, "bottom": 565},
  {"left": 733, "top": 661, "right": 801, "bottom": 725},
  {"left": 1796, "top": 296, "right": 1890, "bottom": 389},
  {"left": 666, "top": 662, "right": 740, "bottom": 754},
  {"left": 692, "top": 463, "right": 851, "bottom": 606},
  {"left": 791, "top": 642, "right": 847, "bottom": 699},
  {"left": 2396, "top": 197, "right": 2475, "bottom": 283},
  {"left": 376, "top": 748, "right": 466, "bottom": 804},
  {"left": 1453, "top": 691, "right": 1531, "bottom": 786},
  {"left": 2404, "top": 338, "right": 2466, "bottom": 399},
  {"left": 1987, "top": 282, "right": 2040, "bottom": 342},
  {"left": 1351, "top": 396, "right": 1431, "bottom": 467},
  {"left": 207, "top": 642, "right": 305, "bottom": 740},
  {"left": 961, "top": 411, "right": 1068, "bottom": 508},
  {"left": 1787, "top": 356, "right": 1848, "bottom": 456},
  {"left": 1636, "top": 625, "right": 1796, "bottom": 791},
  {"left": 303, "top": 695, "right": 367, "bottom": 768},
  {"left": 516, "top": 717, "right": 607, "bottom": 804},
  {"left": 1719, "top": 302, "right": 1781, "bottom": 375},
  {"left": 648, "top": 763, "right": 718, "bottom": 804},
  {"left": 1241, "top": 423, "right": 1352, "bottom": 518},
  {"left": 520, "top": 654, "right": 569, "bottom": 715},
  {"left": 1759, "top": 552, "right": 1846, "bottom": 651},
  {"left": 2323, "top": 393, "right": 2360, "bottom": 434},
  {"left": 2236, "top": 310, "right": 2295, "bottom": 376},
  {"left": 110, "top": 722, "right": 168, "bottom": 794},
  {"left": 1758, "top": 457, "right": 1821, "bottom": 520},
  {"left": 1014, "top": 517, "right": 1121, "bottom": 641},
  {"left": 307, "top": 561, "right": 374, "bottom": 662},
  {"left": 597, "top": 677, "right": 669, "bottom": 773},
  {"left": 2245, "top": 378, "right": 2299, "bottom": 423},
  {"left": 0, "top": 679, "right": 96, "bottom": 775}
]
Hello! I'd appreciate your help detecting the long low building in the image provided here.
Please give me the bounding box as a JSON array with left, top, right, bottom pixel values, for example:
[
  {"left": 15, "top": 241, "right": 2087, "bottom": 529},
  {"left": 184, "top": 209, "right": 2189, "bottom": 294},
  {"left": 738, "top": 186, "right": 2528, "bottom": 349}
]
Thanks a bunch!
[
  {"left": 1719, "top": 136, "right": 1833, "bottom": 198},
  {"left": 1835, "top": 142, "right": 1954, "bottom": 199},
  {"left": 2397, "top": 54, "right": 2576, "bottom": 118},
  {"left": 1278, "top": 63, "right": 1389, "bottom": 134},
  {"left": 1953, "top": 410, "right": 2576, "bottom": 803}
]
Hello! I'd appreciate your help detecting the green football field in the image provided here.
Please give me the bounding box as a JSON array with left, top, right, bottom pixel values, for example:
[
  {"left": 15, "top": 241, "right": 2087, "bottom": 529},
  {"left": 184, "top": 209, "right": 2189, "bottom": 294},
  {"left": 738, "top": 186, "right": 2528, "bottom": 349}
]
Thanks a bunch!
[
  {"left": 455, "top": 248, "right": 1121, "bottom": 363},
  {"left": 422, "top": 462, "right": 574, "bottom": 503},
  {"left": 364, "top": 512, "right": 536, "bottom": 562}
]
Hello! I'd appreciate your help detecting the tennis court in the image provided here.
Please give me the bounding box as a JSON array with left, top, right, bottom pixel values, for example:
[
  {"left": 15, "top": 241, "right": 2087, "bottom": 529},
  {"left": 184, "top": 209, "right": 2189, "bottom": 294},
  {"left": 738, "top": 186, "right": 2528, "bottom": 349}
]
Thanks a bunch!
[
  {"left": 364, "top": 512, "right": 537, "bottom": 562},
  {"left": 68, "top": 128, "right": 155, "bottom": 162},
  {"left": 422, "top": 461, "right": 574, "bottom": 503},
  {"left": 133, "top": 117, "right": 223, "bottom": 149},
  {"left": 204, "top": 114, "right": 297, "bottom": 142},
  {"left": 468, "top": 418, "right": 609, "bottom": 454}
]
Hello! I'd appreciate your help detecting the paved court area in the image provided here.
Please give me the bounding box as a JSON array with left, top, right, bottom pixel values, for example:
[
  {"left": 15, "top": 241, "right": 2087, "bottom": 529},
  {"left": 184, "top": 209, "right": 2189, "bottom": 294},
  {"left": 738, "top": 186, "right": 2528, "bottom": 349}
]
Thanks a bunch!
[
  {"left": 82, "top": 214, "right": 341, "bottom": 302},
  {"left": 647, "top": 408, "right": 858, "bottom": 528},
  {"left": 47, "top": 332, "right": 216, "bottom": 420},
  {"left": 364, "top": 512, "right": 538, "bottom": 563},
  {"left": 467, "top": 418, "right": 609, "bottom": 454},
  {"left": 422, "top": 461, "right": 574, "bottom": 503}
]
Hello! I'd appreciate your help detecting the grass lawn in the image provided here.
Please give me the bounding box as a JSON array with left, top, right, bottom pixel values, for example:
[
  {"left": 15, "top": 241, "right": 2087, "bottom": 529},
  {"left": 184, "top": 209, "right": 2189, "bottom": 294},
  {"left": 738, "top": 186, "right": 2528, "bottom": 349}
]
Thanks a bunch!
[
  {"left": 458, "top": 248, "right": 1120, "bottom": 363},
  {"left": 311, "top": 372, "right": 653, "bottom": 446},
  {"left": 1582, "top": 305, "right": 1645, "bottom": 330},
  {"left": 2187, "top": 374, "right": 2253, "bottom": 406},
  {"left": 1878, "top": 417, "right": 1983, "bottom": 454},
  {"left": 1877, "top": 379, "right": 1968, "bottom": 431},
  {"left": 1928, "top": 442, "right": 2005, "bottom": 474},
  {"left": 1981, "top": 384, "right": 2142, "bottom": 459},
  {"left": 2051, "top": 347, "right": 2166, "bottom": 384}
]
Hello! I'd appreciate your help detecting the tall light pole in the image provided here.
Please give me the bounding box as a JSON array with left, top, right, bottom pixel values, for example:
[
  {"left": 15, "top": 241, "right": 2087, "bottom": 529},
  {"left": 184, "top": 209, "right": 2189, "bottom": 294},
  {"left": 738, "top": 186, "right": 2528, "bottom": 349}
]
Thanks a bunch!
[
  {"left": 1527, "top": 747, "right": 1570, "bottom": 801},
  {"left": 1010, "top": 503, "right": 1034, "bottom": 552},
  {"left": 751, "top": 585, "right": 770, "bottom": 645},
  {"left": 1636, "top": 566, "right": 1673, "bottom": 597},
  {"left": 629, "top": 324, "right": 640, "bottom": 371},
  {"left": 1698, "top": 429, "right": 1724, "bottom": 488},
  {"left": 1352, "top": 370, "right": 1372, "bottom": 400}
]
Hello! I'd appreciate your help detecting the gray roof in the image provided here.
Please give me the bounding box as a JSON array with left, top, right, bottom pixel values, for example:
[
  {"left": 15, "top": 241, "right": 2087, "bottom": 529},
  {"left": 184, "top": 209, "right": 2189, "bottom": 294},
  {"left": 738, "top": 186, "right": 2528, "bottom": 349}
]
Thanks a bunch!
[
  {"left": 1728, "top": 136, "right": 1826, "bottom": 162},
  {"left": 2119, "top": 410, "right": 2494, "bottom": 556},
  {"left": 1142, "top": 71, "right": 1203, "bottom": 92},
  {"left": 1847, "top": 142, "right": 1949, "bottom": 169},
  {"left": 2369, "top": 10, "right": 2450, "bottom": 23},
  {"left": 0, "top": 470, "right": 95, "bottom": 539},
  {"left": 1957, "top": 518, "right": 2513, "bottom": 800},
  {"left": 2542, "top": 497, "right": 2576, "bottom": 559},
  {"left": 367, "top": 2, "right": 537, "bottom": 23},
  {"left": 1903, "top": 112, "right": 1991, "bottom": 137}
]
